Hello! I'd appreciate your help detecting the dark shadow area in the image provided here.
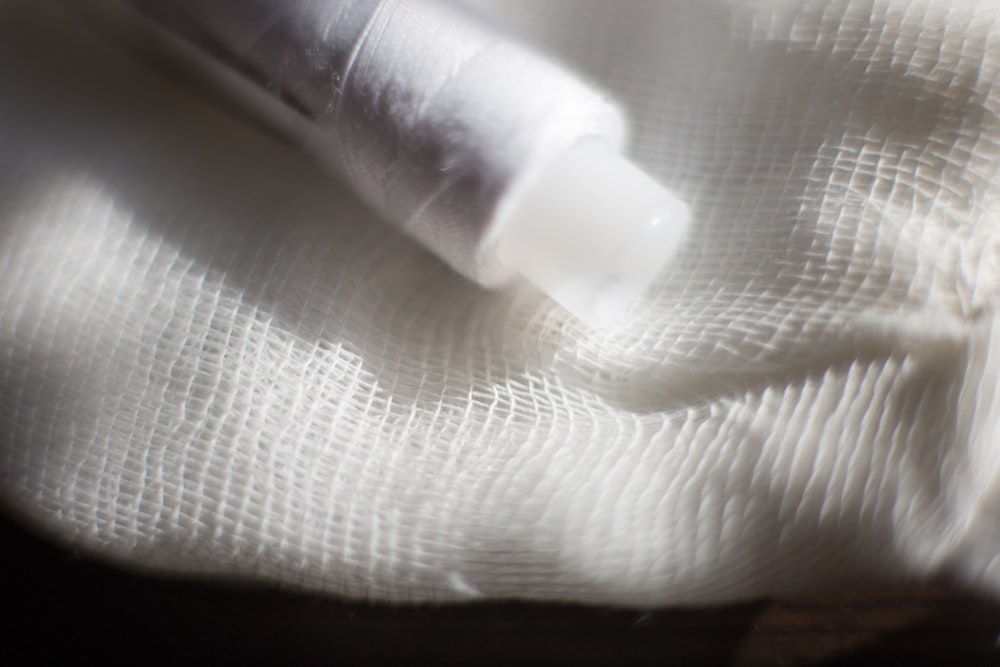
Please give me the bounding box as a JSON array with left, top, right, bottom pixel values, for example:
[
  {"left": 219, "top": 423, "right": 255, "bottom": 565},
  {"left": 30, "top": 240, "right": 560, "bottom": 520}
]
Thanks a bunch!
[
  {"left": 815, "top": 600, "right": 1000, "bottom": 667},
  {"left": 2, "top": 511, "right": 761, "bottom": 666},
  {"left": 745, "top": 587, "right": 1000, "bottom": 666},
  {"left": 5, "top": 510, "right": 1000, "bottom": 666}
]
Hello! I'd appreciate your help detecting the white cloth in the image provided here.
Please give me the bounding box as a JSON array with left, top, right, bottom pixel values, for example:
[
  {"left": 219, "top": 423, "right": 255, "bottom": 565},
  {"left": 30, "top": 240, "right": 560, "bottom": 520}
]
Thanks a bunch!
[{"left": 1, "top": 0, "right": 999, "bottom": 606}]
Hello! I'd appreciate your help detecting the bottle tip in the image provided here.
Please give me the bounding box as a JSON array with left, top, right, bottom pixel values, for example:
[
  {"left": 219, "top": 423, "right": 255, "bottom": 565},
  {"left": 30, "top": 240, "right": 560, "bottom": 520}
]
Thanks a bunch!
[{"left": 495, "top": 140, "right": 689, "bottom": 326}]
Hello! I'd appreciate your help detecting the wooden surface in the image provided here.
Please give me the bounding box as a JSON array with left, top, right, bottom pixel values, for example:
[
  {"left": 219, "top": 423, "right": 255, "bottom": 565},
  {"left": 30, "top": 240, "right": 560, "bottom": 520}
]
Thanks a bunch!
[{"left": 4, "top": 512, "right": 999, "bottom": 666}]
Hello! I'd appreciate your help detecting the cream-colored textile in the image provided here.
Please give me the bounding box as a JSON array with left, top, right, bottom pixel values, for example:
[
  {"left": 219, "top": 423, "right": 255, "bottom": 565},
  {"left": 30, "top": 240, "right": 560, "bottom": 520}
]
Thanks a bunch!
[{"left": 1, "top": 0, "right": 999, "bottom": 605}]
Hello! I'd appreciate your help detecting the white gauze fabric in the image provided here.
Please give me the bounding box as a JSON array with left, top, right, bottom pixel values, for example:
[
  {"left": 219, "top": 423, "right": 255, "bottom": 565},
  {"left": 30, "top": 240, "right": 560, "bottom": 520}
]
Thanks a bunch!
[{"left": 1, "top": 0, "right": 999, "bottom": 606}]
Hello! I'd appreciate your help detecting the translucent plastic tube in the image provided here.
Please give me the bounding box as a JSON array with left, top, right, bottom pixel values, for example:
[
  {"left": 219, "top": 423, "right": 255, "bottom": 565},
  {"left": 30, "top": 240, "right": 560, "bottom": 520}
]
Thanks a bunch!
[{"left": 79, "top": 0, "right": 690, "bottom": 324}]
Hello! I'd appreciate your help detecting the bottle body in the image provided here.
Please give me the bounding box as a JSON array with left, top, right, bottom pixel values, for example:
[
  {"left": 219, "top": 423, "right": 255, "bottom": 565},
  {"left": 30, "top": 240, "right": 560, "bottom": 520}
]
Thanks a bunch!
[
  {"left": 80, "top": 0, "right": 689, "bottom": 323},
  {"left": 125, "top": 0, "right": 627, "bottom": 287}
]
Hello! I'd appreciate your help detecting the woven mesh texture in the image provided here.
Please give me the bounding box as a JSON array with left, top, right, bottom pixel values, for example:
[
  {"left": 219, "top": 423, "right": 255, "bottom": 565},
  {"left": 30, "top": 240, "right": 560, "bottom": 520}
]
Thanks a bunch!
[{"left": 1, "top": 0, "right": 998, "bottom": 605}]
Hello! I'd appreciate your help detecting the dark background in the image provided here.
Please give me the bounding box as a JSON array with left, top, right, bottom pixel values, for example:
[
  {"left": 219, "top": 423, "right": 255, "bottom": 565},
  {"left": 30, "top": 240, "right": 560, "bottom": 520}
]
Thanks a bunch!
[{"left": 4, "top": 511, "right": 1000, "bottom": 666}]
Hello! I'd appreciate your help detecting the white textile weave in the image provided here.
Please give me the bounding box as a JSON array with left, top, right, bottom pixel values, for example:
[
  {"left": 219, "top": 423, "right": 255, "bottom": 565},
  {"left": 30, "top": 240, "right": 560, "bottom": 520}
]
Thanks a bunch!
[{"left": 1, "top": 0, "right": 999, "bottom": 605}]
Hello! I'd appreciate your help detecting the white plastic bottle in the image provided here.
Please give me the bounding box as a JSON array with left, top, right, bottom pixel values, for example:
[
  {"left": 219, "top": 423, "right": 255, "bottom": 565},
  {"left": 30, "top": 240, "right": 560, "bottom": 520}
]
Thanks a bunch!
[{"left": 85, "top": 0, "right": 690, "bottom": 324}]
